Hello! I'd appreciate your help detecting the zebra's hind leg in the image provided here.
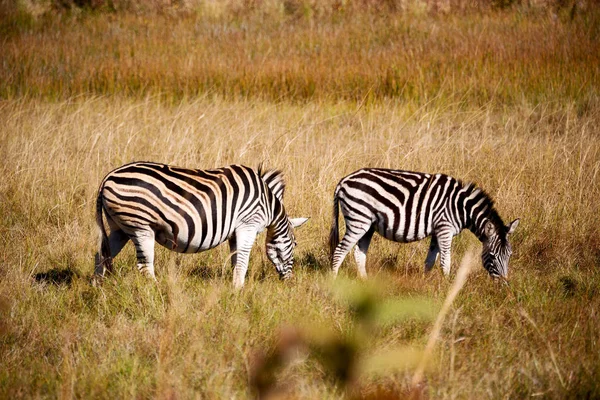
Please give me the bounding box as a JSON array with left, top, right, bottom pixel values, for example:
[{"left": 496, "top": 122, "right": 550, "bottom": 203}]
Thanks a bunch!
[
  {"left": 353, "top": 225, "right": 375, "bottom": 279},
  {"left": 131, "top": 229, "right": 157, "bottom": 280},
  {"left": 231, "top": 228, "right": 258, "bottom": 289},
  {"left": 332, "top": 222, "right": 372, "bottom": 278},
  {"left": 424, "top": 235, "right": 439, "bottom": 273},
  {"left": 94, "top": 228, "right": 130, "bottom": 277},
  {"left": 436, "top": 231, "right": 453, "bottom": 276},
  {"left": 109, "top": 229, "right": 130, "bottom": 256}
]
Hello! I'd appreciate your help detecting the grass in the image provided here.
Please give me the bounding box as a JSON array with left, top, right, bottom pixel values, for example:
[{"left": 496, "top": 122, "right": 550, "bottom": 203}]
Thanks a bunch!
[
  {"left": 2, "top": 5, "right": 599, "bottom": 107},
  {"left": 1, "top": 2, "right": 600, "bottom": 399}
]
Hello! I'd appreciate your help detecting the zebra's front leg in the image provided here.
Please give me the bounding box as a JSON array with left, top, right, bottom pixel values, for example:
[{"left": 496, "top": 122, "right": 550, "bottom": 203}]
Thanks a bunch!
[
  {"left": 131, "top": 229, "right": 157, "bottom": 280},
  {"left": 353, "top": 226, "right": 375, "bottom": 279},
  {"left": 231, "top": 228, "right": 258, "bottom": 289},
  {"left": 424, "top": 235, "right": 439, "bottom": 273},
  {"left": 436, "top": 232, "right": 453, "bottom": 276}
]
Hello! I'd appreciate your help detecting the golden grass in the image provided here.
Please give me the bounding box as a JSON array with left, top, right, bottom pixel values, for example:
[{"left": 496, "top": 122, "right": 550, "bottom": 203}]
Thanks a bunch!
[
  {"left": 2, "top": 7, "right": 599, "bottom": 107},
  {"left": 1, "top": 4, "right": 599, "bottom": 399},
  {"left": 1, "top": 93, "right": 599, "bottom": 398}
]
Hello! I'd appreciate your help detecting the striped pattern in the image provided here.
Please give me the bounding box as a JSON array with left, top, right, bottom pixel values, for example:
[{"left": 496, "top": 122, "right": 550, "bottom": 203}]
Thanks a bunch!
[
  {"left": 329, "top": 168, "right": 519, "bottom": 279},
  {"left": 94, "top": 162, "right": 308, "bottom": 288}
]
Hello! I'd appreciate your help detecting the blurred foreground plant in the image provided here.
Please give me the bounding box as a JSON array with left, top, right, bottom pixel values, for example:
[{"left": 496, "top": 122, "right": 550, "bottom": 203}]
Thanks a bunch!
[{"left": 249, "top": 250, "right": 477, "bottom": 399}]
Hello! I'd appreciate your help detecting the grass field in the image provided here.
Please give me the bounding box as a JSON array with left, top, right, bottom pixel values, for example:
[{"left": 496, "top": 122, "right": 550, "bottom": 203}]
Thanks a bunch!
[{"left": 1, "top": 2, "right": 599, "bottom": 399}]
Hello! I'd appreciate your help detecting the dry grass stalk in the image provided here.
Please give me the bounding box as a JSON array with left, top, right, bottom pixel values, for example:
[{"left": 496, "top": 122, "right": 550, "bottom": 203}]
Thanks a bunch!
[{"left": 411, "top": 249, "right": 476, "bottom": 389}]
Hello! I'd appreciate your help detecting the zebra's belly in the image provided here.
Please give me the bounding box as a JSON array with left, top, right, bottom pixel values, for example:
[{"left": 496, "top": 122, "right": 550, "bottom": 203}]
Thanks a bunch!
[
  {"left": 375, "top": 221, "right": 432, "bottom": 244},
  {"left": 153, "top": 224, "right": 233, "bottom": 254},
  {"left": 392, "top": 231, "right": 431, "bottom": 243}
]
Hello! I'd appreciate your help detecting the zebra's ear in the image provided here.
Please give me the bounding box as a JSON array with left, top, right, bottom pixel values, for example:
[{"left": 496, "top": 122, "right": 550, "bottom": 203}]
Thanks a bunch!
[
  {"left": 484, "top": 220, "right": 496, "bottom": 239},
  {"left": 506, "top": 219, "right": 520, "bottom": 235},
  {"left": 289, "top": 217, "right": 309, "bottom": 229}
]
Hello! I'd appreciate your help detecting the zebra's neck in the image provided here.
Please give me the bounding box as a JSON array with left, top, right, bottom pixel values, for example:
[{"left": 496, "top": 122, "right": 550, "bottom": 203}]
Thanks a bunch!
[
  {"left": 266, "top": 193, "right": 290, "bottom": 238},
  {"left": 460, "top": 184, "right": 504, "bottom": 242}
]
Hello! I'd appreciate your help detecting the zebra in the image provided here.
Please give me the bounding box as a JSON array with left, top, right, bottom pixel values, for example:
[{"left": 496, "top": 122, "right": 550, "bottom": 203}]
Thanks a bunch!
[
  {"left": 94, "top": 162, "right": 309, "bottom": 288},
  {"left": 329, "top": 168, "right": 519, "bottom": 279}
]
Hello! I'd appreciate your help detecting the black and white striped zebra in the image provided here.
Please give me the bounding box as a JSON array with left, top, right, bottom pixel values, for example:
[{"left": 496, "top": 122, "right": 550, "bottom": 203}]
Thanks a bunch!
[
  {"left": 94, "top": 162, "right": 308, "bottom": 288},
  {"left": 329, "top": 168, "right": 519, "bottom": 279}
]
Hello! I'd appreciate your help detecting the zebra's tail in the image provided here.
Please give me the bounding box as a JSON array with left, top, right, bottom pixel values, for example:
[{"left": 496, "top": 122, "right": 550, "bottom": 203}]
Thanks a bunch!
[
  {"left": 329, "top": 187, "right": 340, "bottom": 263},
  {"left": 94, "top": 187, "right": 112, "bottom": 277}
]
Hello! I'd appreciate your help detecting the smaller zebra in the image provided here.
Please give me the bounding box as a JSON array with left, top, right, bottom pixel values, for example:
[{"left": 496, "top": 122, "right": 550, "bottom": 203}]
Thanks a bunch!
[
  {"left": 94, "top": 162, "right": 308, "bottom": 288},
  {"left": 329, "top": 168, "right": 519, "bottom": 279}
]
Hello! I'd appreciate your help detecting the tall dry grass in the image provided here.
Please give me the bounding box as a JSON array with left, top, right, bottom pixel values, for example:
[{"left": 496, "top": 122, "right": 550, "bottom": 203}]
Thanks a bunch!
[
  {"left": 2, "top": 6, "right": 599, "bottom": 107},
  {"left": 1, "top": 3, "right": 599, "bottom": 399},
  {"left": 1, "top": 94, "right": 599, "bottom": 398}
]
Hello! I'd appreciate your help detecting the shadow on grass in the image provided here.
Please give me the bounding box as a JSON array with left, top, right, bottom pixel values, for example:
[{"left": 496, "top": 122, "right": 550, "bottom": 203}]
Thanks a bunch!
[
  {"left": 378, "top": 254, "right": 400, "bottom": 272},
  {"left": 188, "top": 265, "right": 220, "bottom": 280},
  {"left": 374, "top": 254, "right": 426, "bottom": 277},
  {"left": 299, "top": 252, "right": 328, "bottom": 273},
  {"left": 34, "top": 268, "right": 78, "bottom": 286}
]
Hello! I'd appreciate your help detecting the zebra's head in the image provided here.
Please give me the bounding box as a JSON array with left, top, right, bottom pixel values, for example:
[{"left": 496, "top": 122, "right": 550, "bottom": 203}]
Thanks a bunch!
[
  {"left": 260, "top": 167, "right": 309, "bottom": 280},
  {"left": 266, "top": 217, "right": 309, "bottom": 280},
  {"left": 482, "top": 219, "right": 520, "bottom": 279}
]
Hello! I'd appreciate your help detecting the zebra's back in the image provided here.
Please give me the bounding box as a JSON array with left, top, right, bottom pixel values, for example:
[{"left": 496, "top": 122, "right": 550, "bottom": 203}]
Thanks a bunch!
[
  {"left": 335, "top": 168, "right": 457, "bottom": 242},
  {"left": 100, "top": 162, "right": 267, "bottom": 253}
]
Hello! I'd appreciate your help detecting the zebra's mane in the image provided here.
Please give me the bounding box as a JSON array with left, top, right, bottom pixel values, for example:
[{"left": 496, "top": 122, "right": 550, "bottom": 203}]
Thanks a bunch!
[
  {"left": 462, "top": 181, "right": 507, "bottom": 240},
  {"left": 259, "top": 166, "right": 286, "bottom": 201}
]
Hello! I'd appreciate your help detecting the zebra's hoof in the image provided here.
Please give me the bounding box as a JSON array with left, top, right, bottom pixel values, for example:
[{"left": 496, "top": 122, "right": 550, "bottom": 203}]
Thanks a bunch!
[{"left": 90, "top": 275, "right": 104, "bottom": 287}]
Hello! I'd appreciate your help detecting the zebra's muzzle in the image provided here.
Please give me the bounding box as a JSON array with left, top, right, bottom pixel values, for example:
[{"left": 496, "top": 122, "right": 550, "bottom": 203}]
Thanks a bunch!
[
  {"left": 490, "top": 274, "right": 509, "bottom": 285},
  {"left": 279, "top": 272, "right": 293, "bottom": 281}
]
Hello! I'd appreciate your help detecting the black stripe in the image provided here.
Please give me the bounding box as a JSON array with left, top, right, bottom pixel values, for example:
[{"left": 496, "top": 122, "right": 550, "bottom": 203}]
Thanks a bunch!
[
  {"left": 113, "top": 211, "right": 155, "bottom": 225},
  {"left": 412, "top": 175, "right": 434, "bottom": 238},
  {"left": 104, "top": 199, "right": 155, "bottom": 221},
  {"left": 456, "top": 186, "right": 472, "bottom": 227},
  {"left": 343, "top": 214, "right": 370, "bottom": 226},
  {"left": 338, "top": 187, "right": 386, "bottom": 233},
  {"left": 232, "top": 165, "right": 252, "bottom": 212},
  {"left": 423, "top": 175, "right": 446, "bottom": 234},
  {"left": 350, "top": 172, "right": 407, "bottom": 204},
  {"left": 135, "top": 163, "right": 214, "bottom": 250},
  {"left": 401, "top": 183, "right": 418, "bottom": 239},
  {"left": 107, "top": 176, "right": 195, "bottom": 252},
  {"left": 447, "top": 178, "right": 461, "bottom": 228},
  {"left": 351, "top": 171, "right": 415, "bottom": 239},
  {"left": 103, "top": 186, "right": 180, "bottom": 241},
  {"left": 370, "top": 169, "right": 427, "bottom": 187},
  {"left": 221, "top": 167, "right": 240, "bottom": 241}
]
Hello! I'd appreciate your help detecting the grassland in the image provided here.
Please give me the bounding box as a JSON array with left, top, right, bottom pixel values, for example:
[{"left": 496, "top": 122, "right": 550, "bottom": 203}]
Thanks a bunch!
[{"left": 1, "top": 2, "right": 599, "bottom": 399}]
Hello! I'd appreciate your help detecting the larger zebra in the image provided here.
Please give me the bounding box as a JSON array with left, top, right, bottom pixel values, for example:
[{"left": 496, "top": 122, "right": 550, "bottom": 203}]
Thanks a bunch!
[
  {"left": 94, "top": 162, "right": 308, "bottom": 288},
  {"left": 329, "top": 168, "right": 519, "bottom": 279}
]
